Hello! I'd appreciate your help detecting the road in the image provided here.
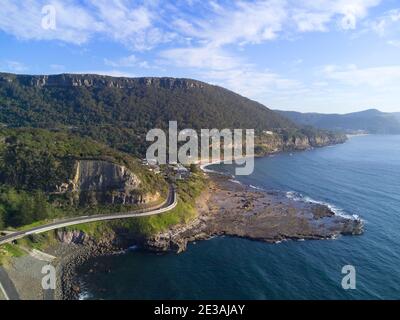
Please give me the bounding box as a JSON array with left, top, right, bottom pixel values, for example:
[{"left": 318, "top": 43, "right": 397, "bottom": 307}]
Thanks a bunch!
[
  {"left": 0, "top": 187, "right": 177, "bottom": 300},
  {"left": 0, "top": 186, "right": 177, "bottom": 246},
  {"left": 0, "top": 267, "right": 19, "bottom": 300}
]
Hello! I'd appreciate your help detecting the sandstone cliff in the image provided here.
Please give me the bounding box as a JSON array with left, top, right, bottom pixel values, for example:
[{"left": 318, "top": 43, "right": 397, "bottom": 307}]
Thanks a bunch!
[
  {"left": 0, "top": 73, "right": 206, "bottom": 90},
  {"left": 255, "top": 131, "right": 347, "bottom": 154},
  {"left": 56, "top": 160, "right": 157, "bottom": 206}
]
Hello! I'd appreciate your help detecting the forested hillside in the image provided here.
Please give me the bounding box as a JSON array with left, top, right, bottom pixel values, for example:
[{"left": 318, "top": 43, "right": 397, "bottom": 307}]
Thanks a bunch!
[
  {"left": 0, "top": 73, "right": 336, "bottom": 156},
  {"left": 0, "top": 128, "right": 166, "bottom": 228}
]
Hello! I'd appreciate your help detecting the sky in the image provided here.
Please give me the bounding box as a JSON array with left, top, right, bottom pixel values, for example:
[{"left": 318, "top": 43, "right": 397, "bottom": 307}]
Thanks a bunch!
[{"left": 1, "top": 0, "right": 400, "bottom": 114}]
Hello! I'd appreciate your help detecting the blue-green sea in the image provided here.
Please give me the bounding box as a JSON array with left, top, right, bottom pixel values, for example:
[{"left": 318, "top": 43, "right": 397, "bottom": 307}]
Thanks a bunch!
[{"left": 78, "top": 135, "right": 400, "bottom": 300}]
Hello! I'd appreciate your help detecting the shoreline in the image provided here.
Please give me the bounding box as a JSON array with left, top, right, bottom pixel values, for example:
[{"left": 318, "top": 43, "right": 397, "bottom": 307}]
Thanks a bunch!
[
  {"left": 3, "top": 138, "right": 364, "bottom": 300},
  {"left": 57, "top": 170, "right": 363, "bottom": 300},
  {"left": 197, "top": 154, "right": 255, "bottom": 172}
]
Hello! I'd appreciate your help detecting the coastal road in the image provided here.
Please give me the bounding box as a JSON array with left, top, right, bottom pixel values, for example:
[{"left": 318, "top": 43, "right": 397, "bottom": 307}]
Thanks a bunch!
[
  {"left": 0, "top": 268, "right": 19, "bottom": 300},
  {"left": 0, "top": 187, "right": 177, "bottom": 300},
  {"left": 0, "top": 186, "right": 177, "bottom": 246}
]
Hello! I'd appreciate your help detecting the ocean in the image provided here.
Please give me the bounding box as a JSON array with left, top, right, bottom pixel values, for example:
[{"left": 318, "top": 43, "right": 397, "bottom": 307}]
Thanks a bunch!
[{"left": 77, "top": 135, "right": 400, "bottom": 300}]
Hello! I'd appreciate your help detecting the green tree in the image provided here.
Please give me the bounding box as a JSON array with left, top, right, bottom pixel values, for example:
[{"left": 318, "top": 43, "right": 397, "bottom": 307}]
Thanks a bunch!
[
  {"left": 0, "top": 205, "right": 5, "bottom": 229},
  {"left": 189, "top": 163, "right": 199, "bottom": 173}
]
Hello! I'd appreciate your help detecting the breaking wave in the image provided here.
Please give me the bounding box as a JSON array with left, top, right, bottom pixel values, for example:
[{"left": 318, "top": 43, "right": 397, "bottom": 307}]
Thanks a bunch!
[{"left": 285, "top": 191, "right": 359, "bottom": 220}]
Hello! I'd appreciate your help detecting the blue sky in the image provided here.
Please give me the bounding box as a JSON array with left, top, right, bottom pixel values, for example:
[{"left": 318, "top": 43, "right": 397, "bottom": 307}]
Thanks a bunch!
[{"left": 1, "top": 0, "right": 400, "bottom": 113}]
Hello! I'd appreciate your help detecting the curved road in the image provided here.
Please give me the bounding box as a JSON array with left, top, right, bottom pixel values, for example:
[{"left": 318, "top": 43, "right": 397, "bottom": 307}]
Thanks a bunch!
[
  {"left": 0, "top": 187, "right": 177, "bottom": 299},
  {"left": 0, "top": 187, "right": 177, "bottom": 246}
]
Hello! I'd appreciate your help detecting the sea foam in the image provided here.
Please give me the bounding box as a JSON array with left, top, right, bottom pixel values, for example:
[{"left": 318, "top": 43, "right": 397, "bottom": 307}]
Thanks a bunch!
[{"left": 286, "top": 191, "right": 359, "bottom": 220}]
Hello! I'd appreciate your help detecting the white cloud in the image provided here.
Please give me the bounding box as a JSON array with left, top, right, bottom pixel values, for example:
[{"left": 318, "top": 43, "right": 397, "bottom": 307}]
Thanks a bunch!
[
  {"left": 0, "top": 0, "right": 382, "bottom": 50},
  {"left": 322, "top": 64, "right": 400, "bottom": 87},
  {"left": 0, "top": 0, "right": 170, "bottom": 50},
  {"left": 3, "top": 60, "right": 28, "bottom": 73},
  {"left": 292, "top": 10, "right": 332, "bottom": 32},
  {"left": 160, "top": 46, "right": 241, "bottom": 71},
  {"left": 293, "top": 0, "right": 381, "bottom": 31},
  {"left": 104, "top": 55, "right": 138, "bottom": 68},
  {"left": 104, "top": 55, "right": 160, "bottom": 70},
  {"left": 368, "top": 8, "right": 400, "bottom": 47},
  {"left": 50, "top": 64, "right": 65, "bottom": 72},
  {"left": 70, "top": 70, "right": 136, "bottom": 78},
  {"left": 88, "top": 0, "right": 173, "bottom": 50},
  {"left": 0, "top": 0, "right": 101, "bottom": 45},
  {"left": 169, "top": 0, "right": 382, "bottom": 47},
  {"left": 201, "top": 0, "right": 287, "bottom": 46},
  {"left": 157, "top": 0, "right": 382, "bottom": 103},
  {"left": 205, "top": 68, "right": 305, "bottom": 100}
]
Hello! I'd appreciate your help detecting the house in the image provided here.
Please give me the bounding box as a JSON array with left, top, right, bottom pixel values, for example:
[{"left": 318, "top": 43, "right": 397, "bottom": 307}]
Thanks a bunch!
[{"left": 172, "top": 164, "right": 190, "bottom": 180}]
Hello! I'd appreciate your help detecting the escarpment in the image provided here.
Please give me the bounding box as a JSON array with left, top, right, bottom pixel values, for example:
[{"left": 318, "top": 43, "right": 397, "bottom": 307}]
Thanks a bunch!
[
  {"left": 0, "top": 73, "right": 206, "bottom": 90},
  {"left": 56, "top": 160, "right": 158, "bottom": 206},
  {"left": 254, "top": 131, "right": 347, "bottom": 155}
]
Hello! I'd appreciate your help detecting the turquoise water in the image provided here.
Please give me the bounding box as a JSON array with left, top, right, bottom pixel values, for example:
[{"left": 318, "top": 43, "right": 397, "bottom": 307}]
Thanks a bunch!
[{"left": 78, "top": 135, "right": 400, "bottom": 300}]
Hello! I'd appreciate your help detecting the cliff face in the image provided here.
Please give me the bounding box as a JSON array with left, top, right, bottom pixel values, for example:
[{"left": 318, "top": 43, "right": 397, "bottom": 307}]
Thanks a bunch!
[
  {"left": 71, "top": 160, "right": 140, "bottom": 192},
  {"left": 0, "top": 73, "right": 206, "bottom": 90},
  {"left": 255, "top": 132, "right": 347, "bottom": 154},
  {"left": 56, "top": 160, "right": 157, "bottom": 206}
]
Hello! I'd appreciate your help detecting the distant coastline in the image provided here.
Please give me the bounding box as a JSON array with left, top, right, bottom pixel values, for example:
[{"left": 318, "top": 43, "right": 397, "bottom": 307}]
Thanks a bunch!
[{"left": 346, "top": 133, "right": 370, "bottom": 138}]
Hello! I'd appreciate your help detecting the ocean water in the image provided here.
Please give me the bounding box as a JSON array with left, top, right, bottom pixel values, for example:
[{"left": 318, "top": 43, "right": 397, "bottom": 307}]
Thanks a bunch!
[{"left": 78, "top": 135, "right": 400, "bottom": 300}]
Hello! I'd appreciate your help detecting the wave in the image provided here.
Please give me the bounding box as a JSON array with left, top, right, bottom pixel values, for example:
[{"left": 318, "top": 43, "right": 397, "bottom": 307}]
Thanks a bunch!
[
  {"left": 78, "top": 290, "right": 93, "bottom": 300},
  {"left": 285, "top": 191, "right": 359, "bottom": 220},
  {"left": 249, "top": 184, "right": 264, "bottom": 191},
  {"left": 229, "top": 179, "right": 243, "bottom": 185},
  {"left": 78, "top": 279, "right": 93, "bottom": 300},
  {"left": 200, "top": 163, "right": 219, "bottom": 173}
]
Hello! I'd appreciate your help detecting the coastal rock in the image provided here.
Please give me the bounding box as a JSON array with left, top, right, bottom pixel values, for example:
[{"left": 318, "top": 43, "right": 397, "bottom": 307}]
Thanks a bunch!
[
  {"left": 142, "top": 174, "right": 364, "bottom": 253},
  {"left": 56, "top": 230, "right": 87, "bottom": 244},
  {"left": 341, "top": 218, "right": 364, "bottom": 235},
  {"left": 143, "top": 219, "right": 208, "bottom": 253},
  {"left": 311, "top": 204, "right": 335, "bottom": 219}
]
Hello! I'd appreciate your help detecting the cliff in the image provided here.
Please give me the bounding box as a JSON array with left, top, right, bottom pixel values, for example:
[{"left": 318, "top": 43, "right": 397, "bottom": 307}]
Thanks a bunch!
[
  {"left": 254, "top": 130, "right": 347, "bottom": 155},
  {"left": 56, "top": 160, "right": 159, "bottom": 206},
  {"left": 0, "top": 73, "right": 206, "bottom": 90}
]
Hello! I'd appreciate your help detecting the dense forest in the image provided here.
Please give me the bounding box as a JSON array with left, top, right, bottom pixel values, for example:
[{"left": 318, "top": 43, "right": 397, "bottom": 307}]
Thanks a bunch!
[{"left": 0, "top": 72, "right": 321, "bottom": 156}]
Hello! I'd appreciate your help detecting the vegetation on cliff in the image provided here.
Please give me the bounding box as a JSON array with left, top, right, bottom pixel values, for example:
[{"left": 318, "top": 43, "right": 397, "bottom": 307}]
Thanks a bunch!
[
  {"left": 254, "top": 127, "right": 347, "bottom": 155},
  {"left": 0, "top": 128, "right": 167, "bottom": 228}
]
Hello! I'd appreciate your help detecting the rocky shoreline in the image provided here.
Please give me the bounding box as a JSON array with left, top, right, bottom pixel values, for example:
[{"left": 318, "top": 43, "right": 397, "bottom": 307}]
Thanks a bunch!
[
  {"left": 143, "top": 173, "right": 363, "bottom": 252},
  {"left": 55, "top": 171, "right": 364, "bottom": 300}
]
